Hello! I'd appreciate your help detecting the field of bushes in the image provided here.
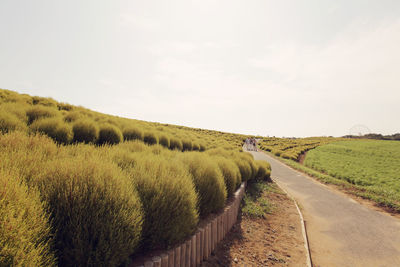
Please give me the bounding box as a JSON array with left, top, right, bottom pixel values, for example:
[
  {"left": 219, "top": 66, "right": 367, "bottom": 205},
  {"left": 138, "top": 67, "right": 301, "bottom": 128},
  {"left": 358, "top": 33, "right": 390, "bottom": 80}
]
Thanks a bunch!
[
  {"left": 304, "top": 140, "right": 400, "bottom": 211},
  {"left": 0, "top": 89, "right": 271, "bottom": 266},
  {"left": 258, "top": 136, "right": 341, "bottom": 161}
]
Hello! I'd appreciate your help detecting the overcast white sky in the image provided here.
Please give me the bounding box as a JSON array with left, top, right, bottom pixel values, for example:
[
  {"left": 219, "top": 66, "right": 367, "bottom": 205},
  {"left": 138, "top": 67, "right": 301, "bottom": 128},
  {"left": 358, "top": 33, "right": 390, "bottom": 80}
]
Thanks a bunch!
[{"left": 1, "top": 1, "right": 399, "bottom": 137}]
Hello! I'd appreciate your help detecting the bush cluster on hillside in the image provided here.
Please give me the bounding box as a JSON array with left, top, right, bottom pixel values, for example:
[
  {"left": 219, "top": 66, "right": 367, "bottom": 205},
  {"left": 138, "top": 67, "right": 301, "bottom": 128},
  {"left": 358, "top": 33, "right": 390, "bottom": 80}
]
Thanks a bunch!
[{"left": 0, "top": 89, "right": 271, "bottom": 266}]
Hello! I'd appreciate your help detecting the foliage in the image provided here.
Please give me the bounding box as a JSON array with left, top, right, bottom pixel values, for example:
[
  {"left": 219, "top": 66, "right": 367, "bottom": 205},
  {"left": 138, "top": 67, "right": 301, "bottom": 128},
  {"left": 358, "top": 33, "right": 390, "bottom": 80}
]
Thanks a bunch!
[
  {"left": 128, "top": 155, "right": 198, "bottom": 250},
  {"left": 63, "top": 111, "right": 82, "bottom": 122},
  {"left": 0, "top": 112, "right": 27, "bottom": 134},
  {"left": 30, "top": 117, "right": 73, "bottom": 144},
  {"left": 72, "top": 119, "right": 99, "bottom": 144},
  {"left": 255, "top": 160, "right": 272, "bottom": 181},
  {"left": 97, "top": 124, "right": 123, "bottom": 145},
  {"left": 169, "top": 137, "right": 183, "bottom": 151},
  {"left": 0, "top": 170, "right": 56, "bottom": 267},
  {"left": 182, "top": 139, "right": 193, "bottom": 151},
  {"left": 0, "top": 89, "right": 267, "bottom": 265},
  {"left": 258, "top": 137, "right": 343, "bottom": 161},
  {"left": 143, "top": 131, "right": 158, "bottom": 145},
  {"left": 26, "top": 105, "right": 58, "bottom": 124},
  {"left": 180, "top": 152, "right": 227, "bottom": 216},
  {"left": 123, "top": 127, "right": 144, "bottom": 141},
  {"left": 158, "top": 134, "right": 170, "bottom": 148},
  {"left": 213, "top": 156, "right": 241, "bottom": 197},
  {"left": 36, "top": 156, "right": 143, "bottom": 267},
  {"left": 242, "top": 180, "right": 277, "bottom": 218}
]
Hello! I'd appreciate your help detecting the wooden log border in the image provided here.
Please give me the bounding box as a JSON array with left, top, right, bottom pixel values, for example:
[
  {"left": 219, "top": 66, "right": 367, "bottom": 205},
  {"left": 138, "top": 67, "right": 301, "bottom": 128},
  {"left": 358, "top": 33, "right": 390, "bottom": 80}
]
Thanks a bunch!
[{"left": 132, "top": 182, "right": 246, "bottom": 267}]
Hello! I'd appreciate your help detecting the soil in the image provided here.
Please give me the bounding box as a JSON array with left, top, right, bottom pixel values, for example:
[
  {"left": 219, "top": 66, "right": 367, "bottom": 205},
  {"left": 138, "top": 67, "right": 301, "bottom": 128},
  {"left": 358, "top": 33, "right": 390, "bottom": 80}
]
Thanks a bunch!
[
  {"left": 297, "top": 152, "right": 307, "bottom": 165},
  {"left": 201, "top": 184, "right": 307, "bottom": 267}
]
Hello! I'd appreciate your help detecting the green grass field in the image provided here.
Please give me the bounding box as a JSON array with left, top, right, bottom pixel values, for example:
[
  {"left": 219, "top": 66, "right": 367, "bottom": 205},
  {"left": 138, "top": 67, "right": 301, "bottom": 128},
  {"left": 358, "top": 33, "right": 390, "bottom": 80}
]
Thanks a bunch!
[{"left": 304, "top": 140, "right": 400, "bottom": 210}]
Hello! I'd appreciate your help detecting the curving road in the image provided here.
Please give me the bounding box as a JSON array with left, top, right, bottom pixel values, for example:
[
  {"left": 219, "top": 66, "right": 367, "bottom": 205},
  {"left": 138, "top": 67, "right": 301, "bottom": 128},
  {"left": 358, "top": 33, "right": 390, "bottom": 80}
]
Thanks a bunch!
[{"left": 248, "top": 150, "right": 400, "bottom": 267}]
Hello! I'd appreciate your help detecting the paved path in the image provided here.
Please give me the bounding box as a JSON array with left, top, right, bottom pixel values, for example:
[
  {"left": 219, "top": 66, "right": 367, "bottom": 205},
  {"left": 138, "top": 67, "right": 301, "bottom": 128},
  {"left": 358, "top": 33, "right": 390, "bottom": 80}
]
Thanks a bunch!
[{"left": 248, "top": 150, "right": 400, "bottom": 267}]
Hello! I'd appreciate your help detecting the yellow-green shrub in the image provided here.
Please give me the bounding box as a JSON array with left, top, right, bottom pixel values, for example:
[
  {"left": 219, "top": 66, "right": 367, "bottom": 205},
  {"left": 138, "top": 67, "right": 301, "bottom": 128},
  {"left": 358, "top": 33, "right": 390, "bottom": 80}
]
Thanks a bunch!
[
  {"left": 26, "top": 105, "right": 58, "bottom": 124},
  {"left": 169, "top": 137, "right": 183, "bottom": 151},
  {"left": 192, "top": 142, "right": 200, "bottom": 151},
  {"left": 199, "top": 143, "right": 206, "bottom": 151},
  {"left": 0, "top": 171, "right": 56, "bottom": 267},
  {"left": 180, "top": 152, "right": 227, "bottom": 216},
  {"left": 123, "top": 127, "right": 144, "bottom": 141},
  {"left": 214, "top": 157, "right": 241, "bottom": 197},
  {"left": 234, "top": 154, "right": 253, "bottom": 182},
  {"left": 30, "top": 117, "right": 73, "bottom": 144},
  {"left": 143, "top": 131, "right": 158, "bottom": 145},
  {"left": 32, "top": 96, "right": 57, "bottom": 107},
  {"left": 97, "top": 124, "right": 123, "bottom": 145},
  {"left": 182, "top": 139, "right": 193, "bottom": 151},
  {"left": 0, "top": 112, "right": 27, "bottom": 134},
  {"left": 255, "top": 160, "right": 272, "bottom": 181},
  {"left": 35, "top": 156, "right": 143, "bottom": 267},
  {"left": 63, "top": 111, "right": 82, "bottom": 122},
  {"left": 72, "top": 119, "right": 99, "bottom": 143},
  {"left": 0, "top": 102, "right": 28, "bottom": 122},
  {"left": 129, "top": 155, "right": 198, "bottom": 249},
  {"left": 159, "top": 134, "right": 170, "bottom": 148}
]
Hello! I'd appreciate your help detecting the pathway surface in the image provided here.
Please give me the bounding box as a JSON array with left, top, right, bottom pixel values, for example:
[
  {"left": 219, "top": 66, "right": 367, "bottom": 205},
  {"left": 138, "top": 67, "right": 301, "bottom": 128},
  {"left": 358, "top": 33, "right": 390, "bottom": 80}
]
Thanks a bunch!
[{"left": 248, "top": 150, "right": 400, "bottom": 267}]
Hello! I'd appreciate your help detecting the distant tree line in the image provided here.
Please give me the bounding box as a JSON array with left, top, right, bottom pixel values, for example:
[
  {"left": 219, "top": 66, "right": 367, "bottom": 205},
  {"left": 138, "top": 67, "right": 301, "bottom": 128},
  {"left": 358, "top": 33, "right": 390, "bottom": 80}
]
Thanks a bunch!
[{"left": 343, "top": 133, "right": 400, "bottom": 141}]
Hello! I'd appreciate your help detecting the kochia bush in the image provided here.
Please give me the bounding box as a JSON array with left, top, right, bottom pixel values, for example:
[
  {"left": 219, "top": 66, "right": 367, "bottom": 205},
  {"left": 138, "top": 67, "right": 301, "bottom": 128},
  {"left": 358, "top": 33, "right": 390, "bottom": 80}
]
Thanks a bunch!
[
  {"left": 26, "top": 105, "right": 58, "bottom": 124},
  {"left": 30, "top": 117, "right": 73, "bottom": 144},
  {"left": 169, "top": 137, "right": 183, "bottom": 151},
  {"left": 143, "top": 131, "right": 158, "bottom": 145},
  {"left": 182, "top": 139, "right": 193, "bottom": 151},
  {"left": 158, "top": 134, "right": 170, "bottom": 148},
  {"left": 0, "top": 171, "right": 56, "bottom": 267},
  {"left": 35, "top": 156, "right": 143, "bottom": 267},
  {"left": 180, "top": 152, "right": 227, "bottom": 216},
  {"left": 0, "top": 112, "right": 27, "bottom": 134},
  {"left": 123, "top": 127, "right": 144, "bottom": 141},
  {"left": 129, "top": 155, "right": 198, "bottom": 250},
  {"left": 255, "top": 160, "right": 272, "bottom": 181},
  {"left": 97, "top": 124, "right": 123, "bottom": 145},
  {"left": 72, "top": 119, "right": 99, "bottom": 143},
  {"left": 214, "top": 156, "right": 241, "bottom": 197}
]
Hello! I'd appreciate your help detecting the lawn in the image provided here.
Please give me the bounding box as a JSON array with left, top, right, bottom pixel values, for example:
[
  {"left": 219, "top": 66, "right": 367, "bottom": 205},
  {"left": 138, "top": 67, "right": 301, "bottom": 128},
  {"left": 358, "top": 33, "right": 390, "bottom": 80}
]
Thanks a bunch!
[{"left": 304, "top": 140, "right": 400, "bottom": 210}]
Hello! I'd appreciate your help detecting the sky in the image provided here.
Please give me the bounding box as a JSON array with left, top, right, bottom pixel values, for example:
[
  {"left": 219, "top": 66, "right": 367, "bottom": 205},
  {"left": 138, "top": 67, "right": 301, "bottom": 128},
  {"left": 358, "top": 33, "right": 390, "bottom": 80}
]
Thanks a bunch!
[{"left": 0, "top": 0, "right": 399, "bottom": 137}]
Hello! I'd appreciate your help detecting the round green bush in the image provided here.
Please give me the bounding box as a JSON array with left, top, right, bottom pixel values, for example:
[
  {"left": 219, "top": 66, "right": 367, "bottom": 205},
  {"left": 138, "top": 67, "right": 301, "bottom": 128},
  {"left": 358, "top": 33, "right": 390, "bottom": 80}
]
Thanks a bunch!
[
  {"left": 192, "top": 142, "right": 200, "bottom": 151},
  {"left": 214, "top": 157, "right": 241, "bottom": 197},
  {"left": 30, "top": 117, "right": 73, "bottom": 144},
  {"left": 234, "top": 154, "right": 253, "bottom": 182},
  {"left": 199, "top": 143, "right": 206, "bottom": 151},
  {"left": 158, "top": 134, "right": 170, "bottom": 148},
  {"left": 255, "top": 160, "right": 272, "bottom": 181},
  {"left": 63, "top": 111, "right": 82, "bottom": 122},
  {"left": 143, "top": 131, "right": 158, "bottom": 145},
  {"left": 0, "top": 112, "right": 27, "bottom": 134},
  {"left": 123, "top": 127, "right": 144, "bottom": 141},
  {"left": 0, "top": 102, "right": 29, "bottom": 122},
  {"left": 26, "top": 106, "right": 58, "bottom": 124},
  {"left": 72, "top": 120, "right": 99, "bottom": 143},
  {"left": 169, "top": 137, "right": 183, "bottom": 151},
  {"left": 129, "top": 155, "right": 198, "bottom": 250},
  {"left": 0, "top": 170, "right": 56, "bottom": 267},
  {"left": 35, "top": 156, "right": 143, "bottom": 267},
  {"left": 180, "top": 152, "right": 227, "bottom": 216},
  {"left": 182, "top": 139, "right": 193, "bottom": 151},
  {"left": 97, "top": 124, "right": 123, "bottom": 145}
]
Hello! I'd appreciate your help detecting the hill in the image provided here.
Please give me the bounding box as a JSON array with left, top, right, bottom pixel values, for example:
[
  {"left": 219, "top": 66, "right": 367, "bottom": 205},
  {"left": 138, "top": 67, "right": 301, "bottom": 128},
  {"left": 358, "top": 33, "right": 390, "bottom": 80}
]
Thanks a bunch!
[{"left": 0, "top": 88, "right": 271, "bottom": 266}]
